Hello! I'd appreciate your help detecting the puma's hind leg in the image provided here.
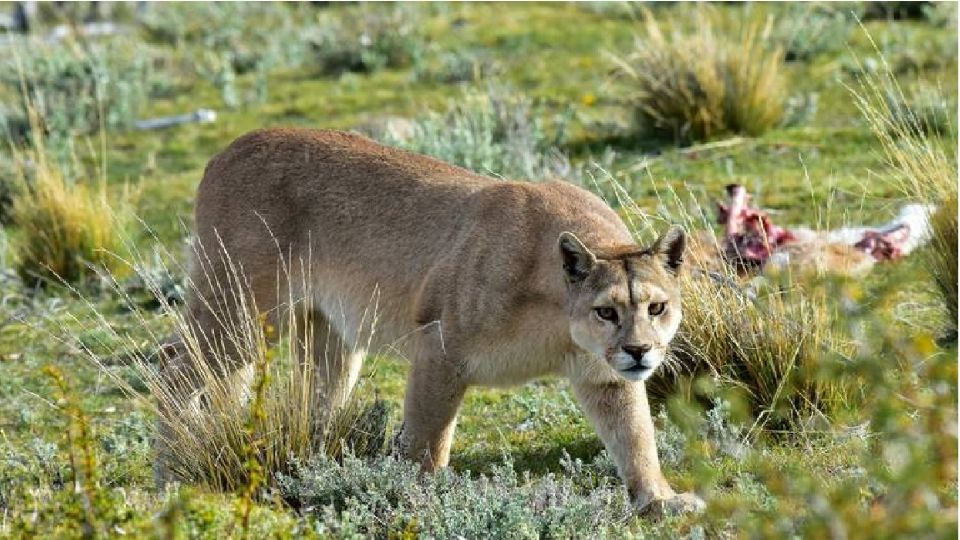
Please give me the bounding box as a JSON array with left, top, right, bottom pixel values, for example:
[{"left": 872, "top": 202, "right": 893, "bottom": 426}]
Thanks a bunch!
[{"left": 296, "top": 308, "right": 366, "bottom": 414}]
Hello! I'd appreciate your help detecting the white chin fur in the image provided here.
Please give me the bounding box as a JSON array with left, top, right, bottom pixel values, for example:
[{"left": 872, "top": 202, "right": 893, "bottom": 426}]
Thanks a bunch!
[{"left": 618, "top": 367, "right": 654, "bottom": 382}]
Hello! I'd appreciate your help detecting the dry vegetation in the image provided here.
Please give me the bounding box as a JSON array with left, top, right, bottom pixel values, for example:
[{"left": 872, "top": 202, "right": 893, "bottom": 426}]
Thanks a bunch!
[
  {"left": 611, "top": 7, "right": 787, "bottom": 143},
  {"left": 850, "top": 36, "right": 958, "bottom": 336},
  {"left": 75, "top": 242, "right": 389, "bottom": 493},
  {"left": 8, "top": 110, "right": 128, "bottom": 285}
]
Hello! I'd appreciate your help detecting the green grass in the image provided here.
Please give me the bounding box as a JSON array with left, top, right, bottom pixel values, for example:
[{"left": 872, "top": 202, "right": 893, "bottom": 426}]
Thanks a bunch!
[{"left": 0, "top": 2, "right": 956, "bottom": 537}]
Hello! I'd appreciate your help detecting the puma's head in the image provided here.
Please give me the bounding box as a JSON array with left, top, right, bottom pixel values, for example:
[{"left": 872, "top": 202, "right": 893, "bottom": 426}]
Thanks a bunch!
[{"left": 559, "top": 226, "right": 685, "bottom": 382}]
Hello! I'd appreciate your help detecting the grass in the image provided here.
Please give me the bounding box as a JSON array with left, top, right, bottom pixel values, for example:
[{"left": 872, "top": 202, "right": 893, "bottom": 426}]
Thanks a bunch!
[
  {"left": 81, "top": 239, "right": 388, "bottom": 493},
  {"left": 929, "top": 195, "right": 958, "bottom": 334},
  {"left": 610, "top": 6, "right": 788, "bottom": 143},
  {"left": 8, "top": 110, "right": 128, "bottom": 285},
  {"left": 670, "top": 277, "right": 849, "bottom": 429},
  {"left": 0, "top": 2, "right": 956, "bottom": 537},
  {"left": 849, "top": 34, "right": 958, "bottom": 337}
]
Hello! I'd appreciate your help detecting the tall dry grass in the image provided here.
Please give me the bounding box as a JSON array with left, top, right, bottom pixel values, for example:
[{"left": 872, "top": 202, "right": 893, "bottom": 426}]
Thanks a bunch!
[
  {"left": 64, "top": 238, "right": 387, "bottom": 493},
  {"left": 610, "top": 7, "right": 787, "bottom": 143},
  {"left": 848, "top": 34, "right": 958, "bottom": 338},
  {"left": 7, "top": 105, "right": 128, "bottom": 285}
]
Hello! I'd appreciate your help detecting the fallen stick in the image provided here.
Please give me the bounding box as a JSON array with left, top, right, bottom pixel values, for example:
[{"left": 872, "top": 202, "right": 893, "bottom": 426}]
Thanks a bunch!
[{"left": 134, "top": 109, "right": 217, "bottom": 131}]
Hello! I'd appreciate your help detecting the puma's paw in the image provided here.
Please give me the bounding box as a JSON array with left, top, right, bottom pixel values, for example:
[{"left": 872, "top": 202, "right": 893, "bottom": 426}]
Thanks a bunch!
[{"left": 644, "top": 492, "right": 706, "bottom": 519}]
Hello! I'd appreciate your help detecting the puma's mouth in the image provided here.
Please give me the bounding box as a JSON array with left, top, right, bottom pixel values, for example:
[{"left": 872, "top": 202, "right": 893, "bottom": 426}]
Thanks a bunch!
[
  {"left": 618, "top": 362, "right": 655, "bottom": 381},
  {"left": 612, "top": 352, "right": 657, "bottom": 381}
]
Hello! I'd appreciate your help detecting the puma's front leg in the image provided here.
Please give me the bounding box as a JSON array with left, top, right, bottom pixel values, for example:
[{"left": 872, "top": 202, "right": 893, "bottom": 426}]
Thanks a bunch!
[
  {"left": 396, "top": 353, "right": 466, "bottom": 471},
  {"left": 570, "top": 375, "right": 705, "bottom": 517}
]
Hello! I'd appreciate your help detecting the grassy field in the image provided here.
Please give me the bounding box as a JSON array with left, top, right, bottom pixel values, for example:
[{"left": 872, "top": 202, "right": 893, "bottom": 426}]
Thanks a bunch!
[{"left": 0, "top": 2, "right": 957, "bottom": 538}]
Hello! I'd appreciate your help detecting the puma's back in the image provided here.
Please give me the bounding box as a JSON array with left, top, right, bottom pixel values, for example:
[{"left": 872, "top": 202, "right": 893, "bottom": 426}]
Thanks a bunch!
[
  {"left": 192, "top": 127, "right": 633, "bottom": 350},
  {"left": 195, "top": 128, "right": 490, "bottom": 279}
]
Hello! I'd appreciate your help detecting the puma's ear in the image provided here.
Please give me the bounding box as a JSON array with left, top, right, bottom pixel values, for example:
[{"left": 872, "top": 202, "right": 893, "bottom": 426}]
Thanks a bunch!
[
  {"left": 652, "top": 225, "right": 686, "bottom": 273},
  {"left": 558, "top": 231, "right": 596, "bottom": 283}
]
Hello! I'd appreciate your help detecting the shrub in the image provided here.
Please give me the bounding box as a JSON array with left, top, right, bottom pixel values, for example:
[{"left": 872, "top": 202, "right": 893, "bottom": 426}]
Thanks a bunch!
[
  {"left": 722, "top": 311, "right": 957, "bottom": 538},
  {"left": 611, "top": 7, "right": 788, "bottom": 144},
  {"left": 307, "top": 5, "right": 425, "bottom": 76},
  {"left": 8, "top": 113, "right": 127, "bottom": 285},
  {"left": 849, "top": 45, "right": 958, "bottom": 339},
  {"left": 781, "top": 92, "right": 820, "bottom": 128},
  {"left": 578, "top": 1, "right": 645, "bottom": 20},
  {"left": 862, "top": 1, "right": 934, "bottom": 21},
  {"left": 139, "top": 3, "right": 311, "bottom": 106},
  {"left": 140, "top": 2, "right": 309, "bottom": 74},
  {"left": 773, "top": 4, "right": 854, "bottom": 62},
  {"left": 413, "top": 48, "right": 500, "bottom": 85},
  {"left": 0, "top": 154, "right": 19, "bottom": 224},
  {"left": 922, "top": 1, "right": 959, "bottom": 28},
  {"left": 0, "top": 37, "right": 156, "bottom": 142},
  {"left": 383, "top": 86, "right": 574, "bottom": 181},
  {"left": 278, "top": 452, "right": 637, "bottom": 538},
  {"left": 870, "top": 24, "right": 959, "bottom": 76}
]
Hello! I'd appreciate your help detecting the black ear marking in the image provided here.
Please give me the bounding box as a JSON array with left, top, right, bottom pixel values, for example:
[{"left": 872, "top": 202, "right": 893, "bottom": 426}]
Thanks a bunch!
[
  {"left": 653, "top": 225, "right": 686, "bottom": 273},
  {"left": 558, "top": 231, "right": 596, "bottom": 283}
]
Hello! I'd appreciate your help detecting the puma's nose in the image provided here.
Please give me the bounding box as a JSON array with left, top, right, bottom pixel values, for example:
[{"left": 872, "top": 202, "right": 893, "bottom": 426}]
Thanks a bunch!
[{"left": 622, "top": 344, "right": 652, "bottom": 362}]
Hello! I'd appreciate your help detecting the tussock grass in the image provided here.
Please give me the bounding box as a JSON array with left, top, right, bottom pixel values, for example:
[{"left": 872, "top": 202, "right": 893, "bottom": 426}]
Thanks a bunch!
[
  {"left": 610, "top": 7, "right": 787, "bottom": 143},
  {"left": 849, "top": 37, "right": 958, "bottom": 337},
  {"left": 70, "top": 239, "right": 387, "bottom": 493},
  {"left": 929, "top": 196, "right": 958, "bottom": 331},
  {"left": 9, "top": 111, "right": 127, "bottom": 285},
  {"left": 668, "top": 276, "right": 849, "bottom": 430}
]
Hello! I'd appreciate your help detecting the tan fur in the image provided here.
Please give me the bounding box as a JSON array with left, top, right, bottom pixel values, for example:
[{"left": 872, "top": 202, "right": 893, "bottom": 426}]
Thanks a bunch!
[
  {"left": 158, "top": 128, "right": 703, "bottom": 516},
  {"left": 766, "top": 239, "right": 875, "bottom": 277},
  {"left": 684, "top": 228, "right": 875, "bottom": 278}
]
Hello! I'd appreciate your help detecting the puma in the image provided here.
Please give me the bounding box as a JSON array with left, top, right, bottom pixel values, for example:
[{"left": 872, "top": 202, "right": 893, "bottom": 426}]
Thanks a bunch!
[{"left": 157, "top": 128, "right": 704, "bottom": 516}]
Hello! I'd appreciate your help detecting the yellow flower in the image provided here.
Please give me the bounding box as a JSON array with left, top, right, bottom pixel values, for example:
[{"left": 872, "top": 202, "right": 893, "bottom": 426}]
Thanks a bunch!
[
  {"left": 914, "top": 335, "right": 936, "bottom": 357},
  {"left": 581, "top": 93, "right": 597, "bottom": 107}
]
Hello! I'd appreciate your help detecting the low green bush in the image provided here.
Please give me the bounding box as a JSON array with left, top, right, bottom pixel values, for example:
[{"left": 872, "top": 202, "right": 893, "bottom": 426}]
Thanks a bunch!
[
  {"left": 0, "top": 38, "right": 157, "bottom": 142},
  {"left": 307, "top": 6, "right": 425, "bottom": 76},
  {"left": 773, "top": 4, "right": 855, "bottom": 62},
  {"left": 140, "top": 2, "right": 309, "bottom": 74},
  {"left": 279, "top": 452, "right": 636, "bottom": 538},
  {"left": 384, "top": 86, "right": 574, "bottom": 181}
]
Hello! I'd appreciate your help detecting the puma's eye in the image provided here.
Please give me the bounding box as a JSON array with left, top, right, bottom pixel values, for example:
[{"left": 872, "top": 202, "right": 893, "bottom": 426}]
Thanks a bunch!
[
  {"left": 594, "top": 307, "right": 619, "bottom": 324},
  {"left": 648, "top": 302, "right": 666, "bottom": 317}
]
